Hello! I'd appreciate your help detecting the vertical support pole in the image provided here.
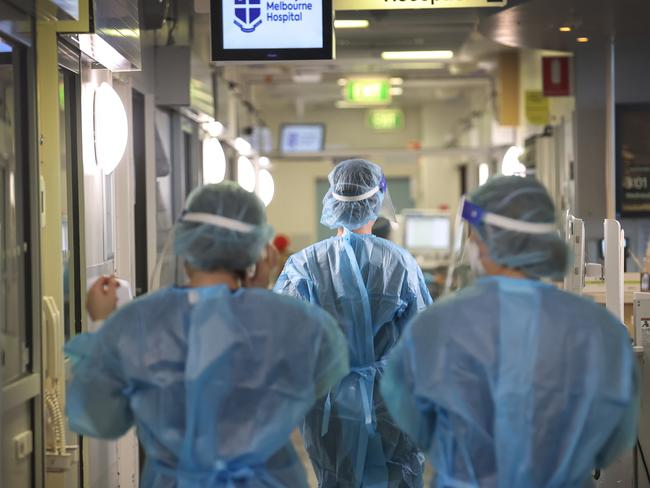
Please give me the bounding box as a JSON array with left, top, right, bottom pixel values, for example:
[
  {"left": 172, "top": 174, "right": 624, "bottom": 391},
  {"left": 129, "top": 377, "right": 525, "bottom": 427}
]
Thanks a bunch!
[{"left": 605, "top": 36, "right": 617, "bottom": 220}]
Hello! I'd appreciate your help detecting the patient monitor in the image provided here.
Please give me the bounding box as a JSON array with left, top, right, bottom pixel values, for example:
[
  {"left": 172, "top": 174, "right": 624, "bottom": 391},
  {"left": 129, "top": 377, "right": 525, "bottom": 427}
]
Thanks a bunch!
[{"left": 400, "top": 209, "right": 451, "bottom": 269}]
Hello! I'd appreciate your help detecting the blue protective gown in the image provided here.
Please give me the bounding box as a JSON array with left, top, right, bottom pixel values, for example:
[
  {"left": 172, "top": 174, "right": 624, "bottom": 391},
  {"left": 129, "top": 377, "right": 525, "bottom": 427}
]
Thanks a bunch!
[
  {"left": 274, "top": 229, "right": 433, "bottom": 487},
  {"left": 381, "top": 276, "right": 639, "bottom": 488},
  {"left": 65, "top": 284, "right": 349, "bottom": 488}
]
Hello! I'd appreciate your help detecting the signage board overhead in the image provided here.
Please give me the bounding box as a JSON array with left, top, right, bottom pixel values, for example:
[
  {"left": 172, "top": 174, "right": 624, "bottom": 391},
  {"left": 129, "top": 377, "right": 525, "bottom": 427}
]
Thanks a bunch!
[{"left": 334, "top": 0, "right": 507, "bottom": 10}]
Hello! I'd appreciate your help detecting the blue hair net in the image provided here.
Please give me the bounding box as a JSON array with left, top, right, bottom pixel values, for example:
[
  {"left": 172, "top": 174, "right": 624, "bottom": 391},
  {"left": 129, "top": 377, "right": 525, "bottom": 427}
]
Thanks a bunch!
[
  {"left": 468, "top": 176, "right": 568, "bottom": 280},
  {"left": 321, "top": 159, "right": 386, "bottom": 230},
  {"left": 173, "top": 182, "right": 274, "bottom": 272}
]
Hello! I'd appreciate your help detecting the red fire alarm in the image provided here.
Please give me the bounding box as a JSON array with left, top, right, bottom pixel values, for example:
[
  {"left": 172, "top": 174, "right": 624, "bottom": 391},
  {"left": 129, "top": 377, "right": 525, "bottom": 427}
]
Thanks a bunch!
[{"left": 542, "top": 57, "right": 571, "bottom": 97}]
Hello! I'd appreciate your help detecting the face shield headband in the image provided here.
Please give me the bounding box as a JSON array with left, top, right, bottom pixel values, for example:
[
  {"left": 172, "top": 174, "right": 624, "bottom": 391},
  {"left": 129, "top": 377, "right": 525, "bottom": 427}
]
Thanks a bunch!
[
  {"left": 461, "top": 199, "right": 558, "bottom": 235},
  {"left": 332, "top": 175, "right": 388, "bottom": 202},
  {"left": 179, "top": 210, "right": 257, "bottom": 233}
]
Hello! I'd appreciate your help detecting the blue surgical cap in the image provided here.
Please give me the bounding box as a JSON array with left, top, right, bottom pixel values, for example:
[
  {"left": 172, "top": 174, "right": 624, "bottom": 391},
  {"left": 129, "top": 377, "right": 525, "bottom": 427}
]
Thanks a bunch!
[
  {"left": 468, "top": 176, "right": 568, "bottom": 280},
  {"left": 321, "top": 159, "right": 385, "bottom": 230},
  {"left": 174, "top": 182, "right": 274, "bottom": 272}
]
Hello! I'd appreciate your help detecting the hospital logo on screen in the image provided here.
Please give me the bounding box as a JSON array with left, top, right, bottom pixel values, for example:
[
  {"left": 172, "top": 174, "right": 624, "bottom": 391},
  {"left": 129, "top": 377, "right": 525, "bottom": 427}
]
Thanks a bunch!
[
  {"left": 234, "top": 0, "right": 315, "bottom": 33},
  {"left": 234, "top": 0, "right": 262, "bottom": 33}
]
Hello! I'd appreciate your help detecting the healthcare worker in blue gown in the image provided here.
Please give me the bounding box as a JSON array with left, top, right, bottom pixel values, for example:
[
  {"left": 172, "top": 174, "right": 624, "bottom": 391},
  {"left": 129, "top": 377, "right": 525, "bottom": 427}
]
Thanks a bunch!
[
  {"left": 381, "top": 176, "right": 639, "bottom": 488},
  {"left": 275, "top": 159, "right": 433, "bottom": 487},
  {"left": 65, "top": 182, "right": 349, "bottom": 488}
]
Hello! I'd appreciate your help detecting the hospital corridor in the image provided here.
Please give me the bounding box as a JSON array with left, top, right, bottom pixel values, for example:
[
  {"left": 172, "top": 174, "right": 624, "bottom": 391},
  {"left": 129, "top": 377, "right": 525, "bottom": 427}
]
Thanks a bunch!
[{"left": 1, "top": 0, "right": 649, "bottom": 487}]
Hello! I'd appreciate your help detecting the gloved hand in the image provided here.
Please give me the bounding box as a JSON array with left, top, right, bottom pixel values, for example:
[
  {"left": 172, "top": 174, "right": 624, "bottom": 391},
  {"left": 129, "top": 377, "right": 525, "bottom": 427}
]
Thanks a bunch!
[{"left": 86, "top": 275, "right": 120, "bottom": 321}]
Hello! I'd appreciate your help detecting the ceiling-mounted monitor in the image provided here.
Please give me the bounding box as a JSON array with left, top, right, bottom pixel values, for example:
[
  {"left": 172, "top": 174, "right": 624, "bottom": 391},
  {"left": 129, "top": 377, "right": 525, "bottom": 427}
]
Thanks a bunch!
[
  {"left": 211, "top": 0, "right": 333, "bottom": 62},
  {"left": 280, "top": 124, "right": 325, "bottom": 154}
]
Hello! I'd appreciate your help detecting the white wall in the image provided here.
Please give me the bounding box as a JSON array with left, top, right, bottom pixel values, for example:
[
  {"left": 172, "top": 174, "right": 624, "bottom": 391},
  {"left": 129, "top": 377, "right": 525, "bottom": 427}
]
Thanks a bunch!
[
  {"left": 266, "top": 106, "right": 423, "bottom": 152},
  {"left": 418, "top": 98, "right": 475, "bottom": 214}
]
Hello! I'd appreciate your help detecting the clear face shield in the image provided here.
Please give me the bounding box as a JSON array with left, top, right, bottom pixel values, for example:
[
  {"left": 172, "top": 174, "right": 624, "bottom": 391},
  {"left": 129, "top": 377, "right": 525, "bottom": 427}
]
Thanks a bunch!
[
  {"left": 149, "top": 211, "right": 267, "bottom": 291},
  {"left": 377, "top": 175, "right": 397, "bottom": 223},
  {"left": 445, "top": 197, "right": 474, "bottom": 294},
  {"left": 444, "top": 197, "right": 559, "bottom": 295}
]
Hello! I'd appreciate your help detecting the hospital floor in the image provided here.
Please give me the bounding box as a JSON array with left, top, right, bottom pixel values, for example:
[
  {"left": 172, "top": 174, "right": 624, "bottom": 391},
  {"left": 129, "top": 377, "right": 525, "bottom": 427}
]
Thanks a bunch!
[{"left": 291, "top": 430, "right": 434, "bottom": 487}]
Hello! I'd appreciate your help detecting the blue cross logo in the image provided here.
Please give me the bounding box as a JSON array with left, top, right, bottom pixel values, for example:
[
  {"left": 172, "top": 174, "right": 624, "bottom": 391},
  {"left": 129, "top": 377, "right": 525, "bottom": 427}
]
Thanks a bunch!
[{"left": 234, "top": 0, "right": 262, "bottom": 33}]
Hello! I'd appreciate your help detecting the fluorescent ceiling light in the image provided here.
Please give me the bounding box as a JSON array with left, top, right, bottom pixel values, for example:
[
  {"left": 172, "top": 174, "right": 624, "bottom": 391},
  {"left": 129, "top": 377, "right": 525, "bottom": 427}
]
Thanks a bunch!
[
  {"left": 334, "top": 19, "right": 369, "bottom": 29},
  {"left": 293, "top": 73, "right": 322, "bottom": 83},
  {"left": 389, "top": 87, "right": 404, "bottom": 96},
  {"left": 381, "top": 50, "right": 454, "bottom": 61},
  {"left": 335, "top": 101, "right": 366, "bottom": 109},
  {"left": 385, "top": 62, "right": 444, "bottom": 70},
  {"left": 389, "top": 77, "right": 404, "bottom": 85},
  {"left": 101, "top": 28, "right": 141, "bottom": 39}
]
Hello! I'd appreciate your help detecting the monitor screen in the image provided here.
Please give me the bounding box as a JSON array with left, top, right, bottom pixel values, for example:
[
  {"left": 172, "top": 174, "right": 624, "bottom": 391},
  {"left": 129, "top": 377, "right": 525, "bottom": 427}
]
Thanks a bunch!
[
  {"left": 211, "top": 0, "right": 333, "bottom": 61},
  {"left": 280, "top": 124, "right": 325, "bottom": 153},
  {"left": 404, "top": 215, "right": 451, "bottom": 251}
]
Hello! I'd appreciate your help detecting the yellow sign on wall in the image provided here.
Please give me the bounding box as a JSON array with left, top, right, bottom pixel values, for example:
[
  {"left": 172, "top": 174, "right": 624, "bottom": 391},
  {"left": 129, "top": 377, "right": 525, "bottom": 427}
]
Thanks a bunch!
[
  {"left": 525, "top": 91, "right": 550, "bottom": 126},
  {"left": 334, "top": 0, "right": 507, "bottom": 10}
]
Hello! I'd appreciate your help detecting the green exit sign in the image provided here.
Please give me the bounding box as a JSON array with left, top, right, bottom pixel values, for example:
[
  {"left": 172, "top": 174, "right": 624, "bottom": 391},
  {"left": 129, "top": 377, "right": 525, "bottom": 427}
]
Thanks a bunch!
[
  {"left": 345, "top": 79, "right": 391, "bottom": 104},
  {"left": 368, "top": 109, "right": 404, "bottom": 131}
]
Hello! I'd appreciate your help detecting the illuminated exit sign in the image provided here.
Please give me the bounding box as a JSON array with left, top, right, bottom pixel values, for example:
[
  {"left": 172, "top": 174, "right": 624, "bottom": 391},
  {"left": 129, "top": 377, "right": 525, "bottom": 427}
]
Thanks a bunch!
[
  {"left": 334, "top": 0, "right": 507, "bottom": 10},
  {"left": 368, "top": 109, "right": 404, "bottom": 131},
  {"left": 345, "top": 79, "right": 391, "bottom": 104}
]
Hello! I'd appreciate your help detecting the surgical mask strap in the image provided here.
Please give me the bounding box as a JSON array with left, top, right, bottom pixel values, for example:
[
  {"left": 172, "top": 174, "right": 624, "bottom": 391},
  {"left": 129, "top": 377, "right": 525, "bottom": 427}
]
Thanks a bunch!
[{"left": 180, "top": 211, "right": 256, "bottom": 234}]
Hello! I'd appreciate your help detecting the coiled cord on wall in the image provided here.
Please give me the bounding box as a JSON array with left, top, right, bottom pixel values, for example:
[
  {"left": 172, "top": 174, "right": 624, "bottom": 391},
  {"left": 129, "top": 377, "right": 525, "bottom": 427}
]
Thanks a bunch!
[{"left": 45, "top": 389, "right": 66, "bottom": 455}]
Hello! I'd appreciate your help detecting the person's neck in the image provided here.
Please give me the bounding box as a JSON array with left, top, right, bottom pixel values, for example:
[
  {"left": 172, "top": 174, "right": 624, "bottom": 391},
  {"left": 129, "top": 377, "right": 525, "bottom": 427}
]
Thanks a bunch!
[
  {"left": 187, "top": 270, "right": 240, "bottom": 290},
  {"left": 337, "top": 222, "right": 374, "bottom": 236},
  {"left": 488, "top": 267, "right": 529, "bottom": 279}
]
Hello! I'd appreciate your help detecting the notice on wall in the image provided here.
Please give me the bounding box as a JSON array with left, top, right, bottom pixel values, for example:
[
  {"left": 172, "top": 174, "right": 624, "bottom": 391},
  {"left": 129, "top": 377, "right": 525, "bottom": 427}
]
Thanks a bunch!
[
  {"left": 334, "top": 0, "right": 506, "bottom": 10},
  {"left": 222, "top": 0, "right": 324, "bottom": 50},
  {"left": 617, "top": 105, "right": 650, "bottom": 216},
  {"left": 525, "top": 91, "right": 550, "bottom": 126},
  {"left": 542, "top": 57, "right": 571, "bottom": 97}
]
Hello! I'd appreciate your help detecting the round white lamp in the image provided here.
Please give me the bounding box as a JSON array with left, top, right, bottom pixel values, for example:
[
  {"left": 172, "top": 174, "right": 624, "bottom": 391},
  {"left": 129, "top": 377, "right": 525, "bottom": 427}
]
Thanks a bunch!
[
  {"left": 237, "top": 156, "right": 256, "bottom": 192},
  {"left": 202, "top": 138, "right": 227, "bottom": 184},
  {"left": 258, "top": 169, "right": 275, "bottom": 207},
  {"left": 501, "top": 146, "right": 526, "bottom": 177},
  {"left": 94, "top": 82, "right": 128, "bottom": 174}
]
